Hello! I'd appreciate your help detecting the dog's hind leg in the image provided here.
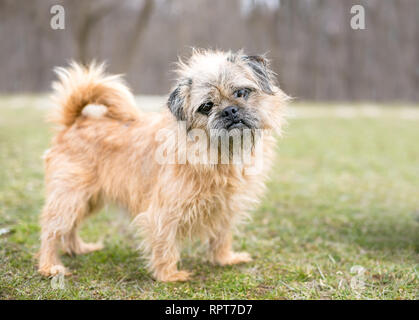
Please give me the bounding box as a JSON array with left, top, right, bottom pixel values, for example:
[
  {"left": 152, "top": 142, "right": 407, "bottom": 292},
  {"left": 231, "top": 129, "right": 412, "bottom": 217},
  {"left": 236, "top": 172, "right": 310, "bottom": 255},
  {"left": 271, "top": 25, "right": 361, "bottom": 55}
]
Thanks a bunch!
[
  {"left": 38, "top": 190, "right": 98, "bottom": 277},
  {"left": 60, "top": 193, "right": 104, "bottom": 256},
  {"left": 209, "top": 231, "right": 252, "bottom": 266}
]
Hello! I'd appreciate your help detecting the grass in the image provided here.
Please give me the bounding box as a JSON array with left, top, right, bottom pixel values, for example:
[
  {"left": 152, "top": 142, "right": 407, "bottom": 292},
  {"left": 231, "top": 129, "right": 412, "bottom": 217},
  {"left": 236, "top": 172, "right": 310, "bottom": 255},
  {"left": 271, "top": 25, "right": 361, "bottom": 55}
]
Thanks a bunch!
[{"left": 0, "top": 96, "right": 418, "bottom": 299}]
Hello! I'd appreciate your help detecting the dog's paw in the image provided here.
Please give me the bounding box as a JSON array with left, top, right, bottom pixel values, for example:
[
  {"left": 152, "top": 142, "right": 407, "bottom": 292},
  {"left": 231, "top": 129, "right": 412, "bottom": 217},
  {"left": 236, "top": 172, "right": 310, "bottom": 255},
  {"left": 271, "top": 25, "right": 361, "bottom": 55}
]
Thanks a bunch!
[
  {"left": 216, "top": 251, "right": 253, "bottom": 266},
  {"left": 38, "top": 264, "right": 71, "bottom": 277},
  {"left": 157, "top": 270, "right": 191, "bottom": 282}
]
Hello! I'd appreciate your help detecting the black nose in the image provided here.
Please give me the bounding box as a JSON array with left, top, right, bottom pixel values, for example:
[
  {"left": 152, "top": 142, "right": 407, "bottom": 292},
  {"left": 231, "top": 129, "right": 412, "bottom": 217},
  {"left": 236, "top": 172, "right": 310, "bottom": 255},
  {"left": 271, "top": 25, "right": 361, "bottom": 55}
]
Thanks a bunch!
[{"left": 222, "top": 106, "right": 239, "bottom": 118}]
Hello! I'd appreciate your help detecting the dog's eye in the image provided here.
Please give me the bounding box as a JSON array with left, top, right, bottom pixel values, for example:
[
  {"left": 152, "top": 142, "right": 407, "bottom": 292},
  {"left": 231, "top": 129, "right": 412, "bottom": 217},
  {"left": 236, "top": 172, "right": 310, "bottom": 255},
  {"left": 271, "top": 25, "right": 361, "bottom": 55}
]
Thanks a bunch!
[
  {"left": 233, "top": 88, "right": 251, "bottom": 99},
  {"left": 198, "top": 101, "right": 213, "bottom": 115}
]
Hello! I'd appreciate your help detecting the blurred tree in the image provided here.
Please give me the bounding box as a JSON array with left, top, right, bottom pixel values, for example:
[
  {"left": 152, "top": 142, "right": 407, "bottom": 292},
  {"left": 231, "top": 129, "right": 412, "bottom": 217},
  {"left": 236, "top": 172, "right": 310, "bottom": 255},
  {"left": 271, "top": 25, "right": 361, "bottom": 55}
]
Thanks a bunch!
[
  {"left": 68, "top": 0, "right": 154, "bottom": 68},
  {"left": 72, "top": 0, "right": 118, "bottom": 64},
  {"left": 120, "top": 0, "right": 154, "bottom": 71},
  {"left": 0, "top": 0, "right": 417, "bottom": 102}
]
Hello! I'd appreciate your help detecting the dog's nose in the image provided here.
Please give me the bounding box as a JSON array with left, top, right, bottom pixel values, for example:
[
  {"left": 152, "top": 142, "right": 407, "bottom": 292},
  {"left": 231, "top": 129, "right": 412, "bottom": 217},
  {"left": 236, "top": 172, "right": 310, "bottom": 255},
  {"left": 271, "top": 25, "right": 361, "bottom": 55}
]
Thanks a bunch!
[{"left": 222, "top": 106, "right": 239, "bottom": 119}]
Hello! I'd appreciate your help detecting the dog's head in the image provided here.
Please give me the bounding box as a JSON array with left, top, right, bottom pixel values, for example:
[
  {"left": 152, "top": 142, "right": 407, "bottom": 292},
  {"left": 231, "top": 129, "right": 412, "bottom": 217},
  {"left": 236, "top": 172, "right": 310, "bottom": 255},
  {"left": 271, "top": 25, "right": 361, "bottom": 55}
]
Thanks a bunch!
[{"left": 167, "top": 50, "right": 287, "bottom": 135}]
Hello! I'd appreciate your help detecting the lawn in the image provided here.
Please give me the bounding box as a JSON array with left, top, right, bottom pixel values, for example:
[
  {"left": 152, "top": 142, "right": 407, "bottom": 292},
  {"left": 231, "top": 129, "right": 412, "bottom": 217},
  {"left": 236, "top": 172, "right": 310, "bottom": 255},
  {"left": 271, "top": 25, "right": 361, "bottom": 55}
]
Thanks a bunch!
[{"left": 0, "top": 96, "right": 418, "bottom": 299}]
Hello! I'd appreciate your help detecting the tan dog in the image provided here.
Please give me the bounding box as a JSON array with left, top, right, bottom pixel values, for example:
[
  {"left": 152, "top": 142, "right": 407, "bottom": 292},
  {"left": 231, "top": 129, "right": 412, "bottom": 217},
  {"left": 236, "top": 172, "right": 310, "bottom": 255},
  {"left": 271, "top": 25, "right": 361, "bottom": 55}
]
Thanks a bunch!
[{"left": 38, "top": 50, "right": 288, "bottom": 282}]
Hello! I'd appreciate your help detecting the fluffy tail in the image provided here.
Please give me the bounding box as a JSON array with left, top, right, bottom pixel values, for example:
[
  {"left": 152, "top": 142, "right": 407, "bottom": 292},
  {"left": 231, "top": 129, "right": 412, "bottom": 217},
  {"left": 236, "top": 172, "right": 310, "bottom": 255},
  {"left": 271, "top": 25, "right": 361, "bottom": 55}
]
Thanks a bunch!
[{"left": 49, "top": 61, "right": 139, "bottom": 127}]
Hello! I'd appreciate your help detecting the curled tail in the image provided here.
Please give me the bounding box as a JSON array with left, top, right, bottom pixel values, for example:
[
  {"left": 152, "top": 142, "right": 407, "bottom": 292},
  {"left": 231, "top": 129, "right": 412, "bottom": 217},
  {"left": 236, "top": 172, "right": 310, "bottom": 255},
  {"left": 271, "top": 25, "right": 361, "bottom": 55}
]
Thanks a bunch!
[{"left": 49, "top": 61, "right": 139, "bottom": 127}]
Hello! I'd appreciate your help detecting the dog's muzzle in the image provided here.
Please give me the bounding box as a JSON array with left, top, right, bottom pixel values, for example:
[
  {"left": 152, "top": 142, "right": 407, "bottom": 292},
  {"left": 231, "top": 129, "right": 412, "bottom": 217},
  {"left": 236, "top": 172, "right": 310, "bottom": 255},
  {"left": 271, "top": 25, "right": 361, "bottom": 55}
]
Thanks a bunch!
[{"left": 222, "top": 106, "right": 249, "bottom": 130}]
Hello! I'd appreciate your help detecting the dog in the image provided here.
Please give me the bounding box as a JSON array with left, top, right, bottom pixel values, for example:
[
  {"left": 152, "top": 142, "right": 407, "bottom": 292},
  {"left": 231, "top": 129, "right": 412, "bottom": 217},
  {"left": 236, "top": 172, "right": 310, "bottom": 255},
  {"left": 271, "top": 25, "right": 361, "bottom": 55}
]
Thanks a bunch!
[{"left": 38, "top": 49, "right": 288, "bottom": 282}]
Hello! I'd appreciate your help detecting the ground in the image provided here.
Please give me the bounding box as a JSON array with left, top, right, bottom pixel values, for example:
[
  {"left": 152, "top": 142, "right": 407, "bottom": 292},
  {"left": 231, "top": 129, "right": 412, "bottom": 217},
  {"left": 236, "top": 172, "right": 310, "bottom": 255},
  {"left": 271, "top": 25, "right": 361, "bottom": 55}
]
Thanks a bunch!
[{"left": 0, "top": 96, "right": 418, "bottom": 299}]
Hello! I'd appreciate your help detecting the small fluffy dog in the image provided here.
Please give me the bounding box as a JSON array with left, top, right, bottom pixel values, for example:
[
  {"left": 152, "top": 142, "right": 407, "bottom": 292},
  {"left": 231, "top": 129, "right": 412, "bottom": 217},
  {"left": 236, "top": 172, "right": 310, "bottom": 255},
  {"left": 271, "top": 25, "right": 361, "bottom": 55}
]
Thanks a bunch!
[{"left": 38, "top": 50, "right": 287, "bottom": 282}]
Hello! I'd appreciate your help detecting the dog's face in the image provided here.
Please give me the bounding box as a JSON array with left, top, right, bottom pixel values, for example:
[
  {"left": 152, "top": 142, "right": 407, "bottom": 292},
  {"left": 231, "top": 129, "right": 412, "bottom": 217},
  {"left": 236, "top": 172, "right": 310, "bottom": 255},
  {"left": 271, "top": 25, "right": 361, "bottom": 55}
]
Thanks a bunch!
[{"left": 167, "top": 50, "right": 286, "bottom": 135}]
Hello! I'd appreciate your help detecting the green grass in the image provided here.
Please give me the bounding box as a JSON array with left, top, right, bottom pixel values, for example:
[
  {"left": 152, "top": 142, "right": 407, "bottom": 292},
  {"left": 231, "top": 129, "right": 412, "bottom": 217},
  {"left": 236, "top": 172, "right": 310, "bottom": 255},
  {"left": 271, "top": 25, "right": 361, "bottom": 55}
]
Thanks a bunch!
[{"left": 0, "top": 96, "right": 418, "bottom": 299}]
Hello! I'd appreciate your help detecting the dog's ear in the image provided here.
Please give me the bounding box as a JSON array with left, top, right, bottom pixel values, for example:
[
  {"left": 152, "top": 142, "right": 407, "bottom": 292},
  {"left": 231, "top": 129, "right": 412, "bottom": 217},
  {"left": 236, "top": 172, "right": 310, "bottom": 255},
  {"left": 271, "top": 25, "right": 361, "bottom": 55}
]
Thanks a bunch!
[
  {"left": 242, "top": 55, "right": 275, "bottom": 94},
  {"left": 167, "top": 78, "right": 191, "bottom": 121}
]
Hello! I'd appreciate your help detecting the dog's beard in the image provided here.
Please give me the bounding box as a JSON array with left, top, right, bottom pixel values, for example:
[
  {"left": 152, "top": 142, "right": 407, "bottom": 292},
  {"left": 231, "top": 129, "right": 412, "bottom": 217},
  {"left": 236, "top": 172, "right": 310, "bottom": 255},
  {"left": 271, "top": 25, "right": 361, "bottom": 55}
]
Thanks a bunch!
[
  {"left": 205, "top": 127, "right": 260, "bottom": 165},
  {"left": 195, "top": 109, "right": 261, "bottom": 165}
]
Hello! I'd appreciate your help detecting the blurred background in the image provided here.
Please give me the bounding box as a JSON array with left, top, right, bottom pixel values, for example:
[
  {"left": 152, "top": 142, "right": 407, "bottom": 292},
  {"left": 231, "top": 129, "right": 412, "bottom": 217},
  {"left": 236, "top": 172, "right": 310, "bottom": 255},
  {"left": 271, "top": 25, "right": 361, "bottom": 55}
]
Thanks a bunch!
[{"left": 1, "top": 0, "right": 418, "bottom": 102}]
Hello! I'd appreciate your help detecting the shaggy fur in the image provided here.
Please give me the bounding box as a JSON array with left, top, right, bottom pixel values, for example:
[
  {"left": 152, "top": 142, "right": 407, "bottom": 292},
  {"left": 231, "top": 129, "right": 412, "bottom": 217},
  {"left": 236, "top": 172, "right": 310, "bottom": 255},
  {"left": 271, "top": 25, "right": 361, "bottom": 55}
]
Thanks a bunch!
[{"left": 38, "top": 50, "right": 288, "bottom": 282}]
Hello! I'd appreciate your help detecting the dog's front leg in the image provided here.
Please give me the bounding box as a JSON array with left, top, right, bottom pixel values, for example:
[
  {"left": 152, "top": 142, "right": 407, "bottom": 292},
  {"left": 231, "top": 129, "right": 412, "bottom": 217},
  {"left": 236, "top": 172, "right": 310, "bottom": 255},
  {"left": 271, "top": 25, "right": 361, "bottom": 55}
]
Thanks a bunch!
[
  {"left": 135, "top": 210, "right": 190, "bottom": 282},
  {"left": 209, "top": 231, "right": 253, "bottom": 266}
]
